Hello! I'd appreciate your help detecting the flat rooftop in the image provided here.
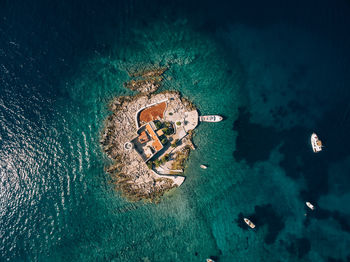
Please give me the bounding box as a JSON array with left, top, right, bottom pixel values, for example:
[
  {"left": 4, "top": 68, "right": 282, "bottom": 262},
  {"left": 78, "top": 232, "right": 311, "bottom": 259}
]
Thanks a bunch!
[{"left": 139, "top": 102, "right": 166, "bottom": 123}]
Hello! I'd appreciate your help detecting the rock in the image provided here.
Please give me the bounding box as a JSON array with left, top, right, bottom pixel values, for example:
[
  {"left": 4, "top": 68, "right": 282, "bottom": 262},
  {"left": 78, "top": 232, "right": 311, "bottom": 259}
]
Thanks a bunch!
[{"left": 101, "top": 68, "right": 196, "bottom": 202}]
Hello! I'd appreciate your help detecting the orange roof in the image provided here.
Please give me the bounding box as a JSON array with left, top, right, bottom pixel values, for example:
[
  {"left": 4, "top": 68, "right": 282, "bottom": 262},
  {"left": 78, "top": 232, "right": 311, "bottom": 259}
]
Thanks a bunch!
[
  {"left": 139, "top": 102, "right": 166, "bottom": 123},
  {"left": 152, "top": 140, "right": 163, "bottom": 151},
  {"left": 146, "top": 124, "right": 154, "bottom": 137},
  {"left": 138, "top": 131, "right": 148, "bottom": 143},
  {"left": 145, "top": 123, "right": 163, "bottom": 152}
]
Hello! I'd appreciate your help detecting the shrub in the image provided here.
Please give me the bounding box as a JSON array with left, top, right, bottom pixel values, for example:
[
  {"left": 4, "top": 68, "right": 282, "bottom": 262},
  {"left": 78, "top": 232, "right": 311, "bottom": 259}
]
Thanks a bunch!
[
  {"left": 176, "top": 121, "right": 181, "bottom": 126},
  {"left": 154, "top": 159, "right": 161, "bottom": 167},
  {"left": 161, "top": 138, "right": 167, "bottom": 145},
  {"left": 147, "top": 161, "right": 153, "bottom": 169},
  {"left": 171, "top": 143, "right": 176, "bottom": 148},
  {"left": 163, "top": 127, "right": 172, "bottom": 135},
  {"left": 169, "top": 112, "right": 173, "bottom": 116},
  {"left": 155, "top": 121, "right": 162, "bottom": 129}
]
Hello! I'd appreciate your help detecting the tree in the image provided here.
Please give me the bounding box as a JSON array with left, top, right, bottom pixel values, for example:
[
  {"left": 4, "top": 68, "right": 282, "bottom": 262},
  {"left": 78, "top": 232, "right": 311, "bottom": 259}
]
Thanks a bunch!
[
  {"left": 154, "top": 159, "right": 161, "bottom": 167},
  {"left": 163, "top": 127, "right": 172, "bottom": 135},
  {"left": 161, "top": 137, "right": 167, "bottom": 145},
  {"left": 164, "top": 154, "right": 169, "bottom": 161},
  {"left": 176, "top": 121, "right": 181, "bottom": 126},
  {"left": 147, "top": 161, "right": 153, "bottom": 169},
  {"left": 155, "top": 121, "right": 162, "bottom": 129}
]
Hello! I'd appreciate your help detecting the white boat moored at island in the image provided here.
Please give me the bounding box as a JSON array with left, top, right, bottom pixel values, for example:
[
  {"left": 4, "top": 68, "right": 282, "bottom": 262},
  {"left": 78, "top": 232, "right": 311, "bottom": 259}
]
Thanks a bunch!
[
  {"left": 200, "top": 164, "right": 208, "bottom": 169},
  {"left": 306, "top": 202, "right": 315, "bottom": 210},
  {"left": 244, "top": 218, "right": 256, "bottom": 229},
  {"left": 199, "top": 115, "right": 223, "bottom": 122},
  {"left": 311, "top": 132, "right": 323, "bottom": 152}
]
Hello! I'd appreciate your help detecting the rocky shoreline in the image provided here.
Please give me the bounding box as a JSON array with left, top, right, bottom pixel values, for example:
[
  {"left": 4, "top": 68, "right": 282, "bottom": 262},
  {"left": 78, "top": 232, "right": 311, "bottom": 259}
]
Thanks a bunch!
[{"left": 101, "top": 68, "right": 198, "bottom": 202}]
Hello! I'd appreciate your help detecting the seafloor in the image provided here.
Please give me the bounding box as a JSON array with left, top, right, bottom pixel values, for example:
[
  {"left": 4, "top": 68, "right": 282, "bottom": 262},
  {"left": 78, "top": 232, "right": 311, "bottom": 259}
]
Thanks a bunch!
[{"left": 1, "top": 0, "right": 350, "bottom": 261}]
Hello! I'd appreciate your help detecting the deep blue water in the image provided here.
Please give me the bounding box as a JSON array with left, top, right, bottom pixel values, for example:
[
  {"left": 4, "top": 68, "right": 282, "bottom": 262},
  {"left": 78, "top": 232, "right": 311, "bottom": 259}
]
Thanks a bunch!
[{"left": 1, "top": 0, "right": 350, "bottom": 261}]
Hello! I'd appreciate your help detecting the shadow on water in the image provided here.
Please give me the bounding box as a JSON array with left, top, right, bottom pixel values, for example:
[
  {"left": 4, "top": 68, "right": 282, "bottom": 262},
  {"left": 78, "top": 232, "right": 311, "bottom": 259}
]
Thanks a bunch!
[
  {"left": 285, "top": 237, "right": 311, "bottom": 259},
  {"left": 233, "top": 101, "right": 350, "bottom": 243},
  {"left": 327, "top": 256, "right": 350, "bottom": 262}
]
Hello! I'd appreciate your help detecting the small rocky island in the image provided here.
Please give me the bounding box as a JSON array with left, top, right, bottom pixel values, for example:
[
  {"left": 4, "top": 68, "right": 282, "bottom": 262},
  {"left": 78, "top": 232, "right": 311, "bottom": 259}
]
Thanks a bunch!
[{"left": 100, "top": 67, "right": 198, "bottom": 202}]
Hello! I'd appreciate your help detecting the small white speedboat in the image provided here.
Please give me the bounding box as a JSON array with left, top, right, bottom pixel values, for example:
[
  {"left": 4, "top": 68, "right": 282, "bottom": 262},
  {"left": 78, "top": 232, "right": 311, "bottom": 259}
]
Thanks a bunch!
[
  {"left": 311, "top": 133, "right": 323, "bottom": 152},
  {"left": 244, "top": 218, "right": 256, "bottom": 229},
  {"left": 199, "top": 115, "right": 223, "bottom": 122},
  {"left": 206, "top": 259, "right": 215, "bottom": 262},
  {"left": 306, "top": 202, "right": 315, "bottom": 210},
  {"left": 200, "top": 164, "right": 208, "bottom": 169}
]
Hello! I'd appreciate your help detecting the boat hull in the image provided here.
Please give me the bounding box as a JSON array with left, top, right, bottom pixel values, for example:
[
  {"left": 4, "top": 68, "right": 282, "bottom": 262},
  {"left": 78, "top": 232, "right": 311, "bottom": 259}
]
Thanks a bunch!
[
  {"left": 244, "top": 218, "right": 256, "bottom": 229},
  {"left": 199, "top": 115, "right": 223, "bottom": 122},
  {"left": 311, "top": 133, "right": 322, "bottom": 152},
  {"left": 306, "top": 202, "right": 315, "bottom": 210}
]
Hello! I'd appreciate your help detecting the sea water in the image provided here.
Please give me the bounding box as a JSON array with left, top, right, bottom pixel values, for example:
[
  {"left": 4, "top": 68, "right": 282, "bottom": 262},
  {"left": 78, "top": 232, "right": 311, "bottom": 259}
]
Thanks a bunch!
[{"left": 1, "top": 0, "right": 350, "bottom": 261}]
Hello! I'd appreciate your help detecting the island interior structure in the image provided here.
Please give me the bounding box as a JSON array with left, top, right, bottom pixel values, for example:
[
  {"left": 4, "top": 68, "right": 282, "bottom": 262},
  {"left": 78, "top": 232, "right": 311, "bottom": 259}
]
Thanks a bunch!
[{"left": 100, "top": 67, "right": 198, "bottom": 202}]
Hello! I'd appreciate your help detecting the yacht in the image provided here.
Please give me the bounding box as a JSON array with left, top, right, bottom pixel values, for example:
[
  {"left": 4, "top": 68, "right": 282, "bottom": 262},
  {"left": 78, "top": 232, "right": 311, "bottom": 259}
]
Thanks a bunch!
[
  {"left": 306, "top": 202, "right": 315, "bottom": 210},
  {"left": 200, "top": 164, "right": 208, "bottom": 169},
  {"left": 199, "top": 115, "right": 223, "bottom": 122},
  {"left": 311, "top": 133, "right": 323, "bottom": 152},
  {"left": 244, "top": 218, "right": 256, "bottom": 229}
]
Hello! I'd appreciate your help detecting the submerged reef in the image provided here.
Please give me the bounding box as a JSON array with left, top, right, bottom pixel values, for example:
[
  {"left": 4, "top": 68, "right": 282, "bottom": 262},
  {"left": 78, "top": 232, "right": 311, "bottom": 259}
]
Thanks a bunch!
[
  {"left": 123, "top": 67, "right": 167, "bottom": 93},
  {"left": 101, "top": 67, "right": 198, "bottom": 202}
]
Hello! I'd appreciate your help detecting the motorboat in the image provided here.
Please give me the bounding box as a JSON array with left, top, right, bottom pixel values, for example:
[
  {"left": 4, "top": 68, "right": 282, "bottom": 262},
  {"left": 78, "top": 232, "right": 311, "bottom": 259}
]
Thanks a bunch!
[
  {"left": 306, "top": 202, "right": 315, "bottom": 210},
  {"left": 244, "top": 218, "right": 256, "bottom": 229},
  {"left": 311, "top": 133, "right": 323, "bottom": 152},
  {"left": 199, "top": 115, "right": 223, "bottom": 122},
  {"left": 200, "top": 164, "right": 208, "bottom": 169},
  {"left": 206, "top": 259, "right": 215, "bottom": 262}
]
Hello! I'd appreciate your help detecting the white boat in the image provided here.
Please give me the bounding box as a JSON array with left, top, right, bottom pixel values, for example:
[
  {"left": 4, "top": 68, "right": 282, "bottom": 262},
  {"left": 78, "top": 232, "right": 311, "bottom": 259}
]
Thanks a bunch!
[
  {"left": 206, "top": 259, "right": 215, "bottom": 262},
  {"left": 306, "top": 202, "right": 315, "bottom": 210},
  {"left": 311, "top": 133, "right": 323, "bottom": 152},
  {"left": 244, "top": 218, "right": 256, "bottom": 229},
  {"left": 200, "top": 164, "right": 208, "bottom": 169},
  {"left": 199, "top": 115, "right": 223, "bottom": 122}
]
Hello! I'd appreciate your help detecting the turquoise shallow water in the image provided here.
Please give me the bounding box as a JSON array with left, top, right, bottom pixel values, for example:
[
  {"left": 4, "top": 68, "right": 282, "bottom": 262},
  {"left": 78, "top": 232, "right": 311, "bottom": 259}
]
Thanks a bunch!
[{"left": 1, "top": 1, "right": 350, "bottom": 261}]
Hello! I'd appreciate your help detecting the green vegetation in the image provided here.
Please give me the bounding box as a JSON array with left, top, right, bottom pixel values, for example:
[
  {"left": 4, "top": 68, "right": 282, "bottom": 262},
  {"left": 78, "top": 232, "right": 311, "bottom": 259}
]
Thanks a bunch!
[
  {"left": 171, "top": 139, "right": 179, "bottom": 148},
  {"left": 162, "top": 122, "right": 173, "bottom": 135},
  {"left": 161, "top": 137, "right": 167, "bottom": 145},
  {"left": 153, "top": 154, "right": 170, "bottom": 167},
  {"left": 163, "top": 154, "right": 170, "bottom": 162},
  {"left": 176, "top": 121, "right": 181, "bottom": 126},
  {"left": 162, "top": 127, "right": 172, "bottom": 135},
  {"left": 155, "top": 121, "right": 163, "bottom": 129},
  {"left": 147, "top": 161, "right": 153, "bottom": 169},
  {"left": 171, "top": 146, "right": 191, "bottom": 170},
  {"left": 154, "top": 159, "right": 161, "bottom": 167},
  {"left": 169, "top": 112, "right": 173, "bottom": 116}
]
